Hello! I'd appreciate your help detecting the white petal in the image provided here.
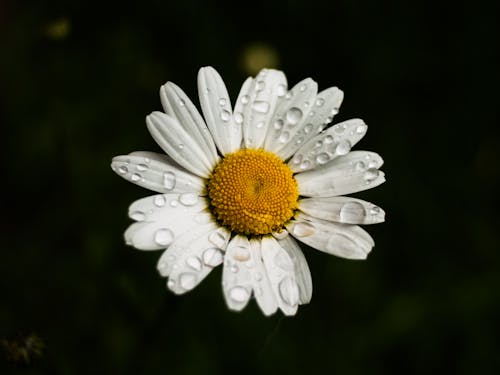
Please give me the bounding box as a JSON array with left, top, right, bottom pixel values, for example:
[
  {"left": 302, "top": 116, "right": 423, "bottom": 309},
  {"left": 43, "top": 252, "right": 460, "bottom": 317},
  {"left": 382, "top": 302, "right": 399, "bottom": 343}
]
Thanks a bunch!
[
  {"left": 289, "top": 119, "right": 368, "bottom": 172},
  {"left": 276, "top": 235, "right": 313, "bottom": 304},
  {"left": 159, "top": 82, "right": 218, "bottom": 162},
  {"left": 198, "top": 67, "right": 242, "bottom": 155},
  {"left": 242, "top": 69, "right": 287, "bottom": 149},
  {"left": 286, "top": 214, "right": 374, "bottom": 260},
  {"left": 295, "top": 151, "right": 385, "bottom": 197},
  {"left": 157, "top": 224, "right": 230, "bottom": 278},
  {"left": 233, "top": 77, "right": 253, "bottom": 146},
  {"left": 264, "top": 78, "right": 318, "bottom": 155},
  {"left": 111, "top": 152, "right": 205, "bottom": 194},
  {"left": 124, "top": 193, "right": 209, "bottom": 250},
  {"left": 274, "top": 87, "right": 344, "bottom": 160},
  {"left": 146, "top": 111, "right": 217, "bottom": 177},
  {"left": 299, "top": 196, "right": 385, "bottom": 224},
  {"left": 222, "top": 235, "right": 253, "bottom": 311},
  {"left": 156, "top": 222, "right": 230, "bottom": 294},
  {"left": 248, "top": 239, "right": 278, "bottom": 316},
  {"left": 261, "top": 237, "right": 300, "bottom": 315}
]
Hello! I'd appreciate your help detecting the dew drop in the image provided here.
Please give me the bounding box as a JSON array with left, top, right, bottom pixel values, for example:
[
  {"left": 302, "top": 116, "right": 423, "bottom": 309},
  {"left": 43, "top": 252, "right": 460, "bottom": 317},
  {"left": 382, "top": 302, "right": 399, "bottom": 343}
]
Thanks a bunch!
[
  {"left": 167, "top": 279, "right": 175, "bottom": 289},
  {"left": 277, "top": 84, "right": 287, "bottom": 97},
  {"left": 272, "top": 230, "right": 289, "bottom": 240},
  {"left": 364, "top": 168, "right": 379, "bottom": 182},
  {"left": 233, "top": 246, "right": 250, "bottom": 262},
  {"left": 279, "top": 131, "right": 290, "bottom": 143},
  {"left": 154, "top": 228, "right": 174, "bottom": 246},
  {"left": 285, "top": 92, "right": 293, "bottom": 99},
  {"left": 339, "top": 202, "right": 366, "bottom": 223},
  {"left": 274, "top": 119, "right": 284, "bottom": 129},
  {"left": 334, "top": 124, "right": 346, "bottom": 134},
  {"left": 325, "top": 135, "right": 334, "bottom": 144},
  {"left": 336, "top": 140, "right": 351, "bottom": 155},
  {"left": 234, "top": 112, "right": 244, "bottom": 124},
  {"left": 220, "top": 110, "right": 231, "bottom": 122},
  {"left": 178, "top": 143, "right": 184, "bottom": 150},
  {"left": 180, "top": 193, "right": 198, "bottom": 206},
  {"left": 209, "top": 231, "right": 226, "bottom": 248},
  {"left": 356, "top": 124, "right": 367, "bottom": 134},
  {"left": 130, "top": 211, "right": 145, "bottom": 221},
  {"left": 279, "top": 277, "right": 299, "bottom": 306},
  {"left": 178, "top": 99, "right": 185, "bottom": 107},
  {"left": 256, "top": 80, "right": 266, "bottom": 91},
  {"left": 315, "top": 98, "right": 325, "bottom": 107},
  {"left": 241, "top": 95, "right": 249, "bottom": 104},
  {"left": 137, "top": 164, "right": 148, "bottom": 172},
  {"left": 153, "top": 195, "right": 166, "bottom": 207},
  {"left": 354, "top": 161, "right": 366, "bottom": 172},
  {"left": 230, "top": 264, "right": 239, "bottom": 273},
  {"left": 291, "top": 222, "right": 315, "bottom": 237},
  {"left": 309, "top": 110, "right": 315, "bottom": 117},
  {"left": 252, "top": 101, "right": 270, "bottom": 113},
  {"left": 179, "top": 273, "right": 197, "bottom": 290},
  {"left": 314, "top": 140, "right": 323, "bottom": 149},
  {"left": 299, "top": 84, "right": 307, "bottom": 92},
  {"left": 286, "top": 107, "right": 303, "bottom": 125},
  {"left": 218, "top": 98, "right": 227, "bottom": 106},
  {"left": 144, "top": 157, "right": 151, "bottom": 163},
  {"left": 256, "top": 121, "right": 264, "bottom": 128},
  {"left": 299, "top": 160, "right": 311, "bottom": 170},
  {"left": 370, "top": 206, "right": 381, "bottom": 215},
  {"left": 229, "top": 286, "right": 250, "bottom": 302},
  {"left": 203, "top": 248, "right": 224, "bottom": 267},
  {"left": 186, "top": 256, "right": 202, "bottom": 271},
  {"left": 316, "top": 153, "right": 330, "bottom": 165},
  {"left": 295, "top": 137, "right": 304, "bottom": 145},
  {"left": 303, "top": 123, "right": 313, "bottom": 134},
  {"left": 292, "top": 154, "right": 302, "bottom": 165},
  {"left": 118, "top": 165, "right": 128, "bottom": 174},
  {"left": 131, "top": 173, "right": 141, "bottom": 182},
  {"left": 170, "top": 200, "right": 179, "bottom": 207},
  {"left": 163, "top": 172, "right": 176, "bottom": 190}
]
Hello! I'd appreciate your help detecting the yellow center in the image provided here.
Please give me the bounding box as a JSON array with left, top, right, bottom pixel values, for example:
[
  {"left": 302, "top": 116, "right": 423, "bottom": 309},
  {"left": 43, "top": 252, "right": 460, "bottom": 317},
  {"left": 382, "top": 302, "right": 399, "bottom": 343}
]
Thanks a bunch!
[{"left": 207, "top": 149, "right": 298, "bottom": 235}]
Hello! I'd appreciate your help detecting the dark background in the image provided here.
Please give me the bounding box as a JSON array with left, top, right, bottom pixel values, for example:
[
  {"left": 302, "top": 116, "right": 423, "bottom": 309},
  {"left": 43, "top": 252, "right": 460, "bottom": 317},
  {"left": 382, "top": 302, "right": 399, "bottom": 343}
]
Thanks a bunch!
[{"left": 1, "top": 0, "right": 499, "bottom": 374}]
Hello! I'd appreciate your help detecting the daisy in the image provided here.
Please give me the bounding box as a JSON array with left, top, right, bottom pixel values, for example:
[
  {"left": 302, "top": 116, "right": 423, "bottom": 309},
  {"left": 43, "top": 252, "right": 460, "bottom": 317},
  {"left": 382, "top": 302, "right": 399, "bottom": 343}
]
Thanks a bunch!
[{"left": 111, "top": 67, "right": 385, "bottom": 316}]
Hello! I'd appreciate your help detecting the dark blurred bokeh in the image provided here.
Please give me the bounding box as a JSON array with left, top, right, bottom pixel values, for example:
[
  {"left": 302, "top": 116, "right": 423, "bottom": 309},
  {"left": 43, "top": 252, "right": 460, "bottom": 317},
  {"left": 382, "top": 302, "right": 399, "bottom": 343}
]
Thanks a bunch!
[{"left": 2, "top": 0, "right": 499, "bottom": 374}]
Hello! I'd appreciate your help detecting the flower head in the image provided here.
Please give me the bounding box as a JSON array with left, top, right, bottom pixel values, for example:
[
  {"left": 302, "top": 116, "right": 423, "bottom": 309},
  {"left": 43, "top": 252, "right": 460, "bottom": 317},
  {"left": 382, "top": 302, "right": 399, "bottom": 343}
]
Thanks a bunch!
[{"left": 111, "top": 67, "right": 385, "bottom": 316}]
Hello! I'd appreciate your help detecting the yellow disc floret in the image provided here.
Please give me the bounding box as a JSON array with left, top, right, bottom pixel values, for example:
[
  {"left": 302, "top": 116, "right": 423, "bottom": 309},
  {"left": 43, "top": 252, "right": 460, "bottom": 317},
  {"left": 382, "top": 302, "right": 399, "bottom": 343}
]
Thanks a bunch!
[{"left": 207, "top": 148, "right": 298, "bottom": 235}]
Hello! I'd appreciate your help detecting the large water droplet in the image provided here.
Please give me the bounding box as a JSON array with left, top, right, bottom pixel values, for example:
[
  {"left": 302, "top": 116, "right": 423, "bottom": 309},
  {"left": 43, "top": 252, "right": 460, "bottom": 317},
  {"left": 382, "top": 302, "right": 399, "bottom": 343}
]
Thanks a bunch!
[
  {"left": 316, "top": 153, "right": 330, "bottom": 165},
  {"left": 137, "top": 164, "right": 148, "bottom": 172},
  {"left": 180, "top": 193, "right": 198, "bottom": 206},
  {"left": 209, "top": 231, "right": 226, "bottom": 248},
  {"left": 279, "top": 277, "right": 299, "bottom": 306},
  {"left": 154, "top": 228, "right": 174, "bottom": 246},
  {"left": 339, "top": 202, "right": 366, "bottom": 223},
  {"left": 179, "top": 273, "right": 197, "bottom": 290},
  {"left": 291, "top": 222, "right": 315, "bottom": 237},
  {"left": 220, "top": 110, "right": 231, "bottom": 122},
  {"left": 130, "top": 211, "right": 145, "bottom": 221},
  {"left": 252, "top": 101, "right": 270, "bottom": 113},
  {"left": 336, "top": 140, "right": 351, "bottom": 155},
  {"left": 286, "top": 107, "right": 303, "bottom": 125},
  {"left": 233, "top": 246, "right": 250, "bottom": 262},
  {"left": 131, "top": 173, "right": 141, "bottom": 182},
  {"left": 186, "top": 256, "right": 202, "bottom": 271},
  {"left": 364, "top": 168, "right": 379, "bottom": 182},
  {"left": 118, "top": 165, "right": 128, "bottom": 174},
  {"left": 229, "top": 286, "right": 250, "bottom": 302},
  {"left": 203, "top": 248, "right": 224, "bottom": 267},
  {"left": 154, "top": 195, "right": 166, "bottom": 207},
  {"left": 163, "top": 172, "right": 176, "bottom": 190}
]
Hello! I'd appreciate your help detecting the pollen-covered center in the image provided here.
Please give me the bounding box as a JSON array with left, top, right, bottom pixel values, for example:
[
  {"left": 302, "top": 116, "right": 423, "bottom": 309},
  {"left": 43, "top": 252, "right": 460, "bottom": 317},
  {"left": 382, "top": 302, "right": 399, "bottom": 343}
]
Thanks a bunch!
[{"left": 207, "top": 149, "right": 298, "bottom": 235}]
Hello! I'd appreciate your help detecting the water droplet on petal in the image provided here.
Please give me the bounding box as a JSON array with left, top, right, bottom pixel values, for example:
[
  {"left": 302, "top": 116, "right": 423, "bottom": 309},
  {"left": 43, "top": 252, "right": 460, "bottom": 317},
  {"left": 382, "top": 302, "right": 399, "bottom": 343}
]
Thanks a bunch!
[
  {"left": 299, "top": 160, "right": 311, "bottom": 170},
  {"left": 170, "top": 200, "right": 179, "bottom": 207},
  {"left": 252, "top": 101, "right": 270, "bottom": 113},
  {"left": 274, "top": 119, "right": 284, "bottom": 129},
  {"left": 220, "top": 110, "right": 231, "bottom": 122},
  {"left": 314, "top": 140, "right": 323, "bottom": 149},
  {"left": 137, "top": 164, "right": 148, "bottom": 172},
  {"left": 234, "top": 112, "right": 244, "bottom": 124},
  {"left": 118, "top": 165, "right": 128, "bottom": 174},
  {"left": 178, "top": 99, "right": 185, "bottom": 107},
  {"left": 336, "top": 140, "right": 351, "bottom": 155},
  {"left": 303, "top": 123, "right": 313, "bottom": 134},
  {"left": 230, "top": 264, "right": 239, "bottom": 273},
  {"left": 178, "top": 144, "right": 184, "bottom": 150},
  {"left": 315, "top": 98, "right": 325, "bottom": 107},
  {"left": 299, "top": 84, "right": 307, "bottom": 91},
  {"left": 291, "top": 222, "right": 315, "bottom": 237},
  {"left": 286, "top": 107, "right": 303, "bottom": 125},
  {"left": 153, "top": 195, "right": 166, "bottom": 207},
  {"left": 219, "top": 98, "right": 227, "bottom": 106},
  {"left": 180, "top": 193, "right": 198, "bottom": 206},
  {"left": 209, "top": 231, "right": 226, "bottom": 248},
  {"left": 316, "top": 153, "right": 330, "bottom": 165},
  {"left": 154, "top": 228, "right": 174, "bottom": 246},
  {"left": 285, "top": 92, "right": 293, "bottom": 99},
  {"left": 229, "top": 286, "right": 249, "bottom": 302},
  {"left": 277, "top": 84, "right": 287, "bottom": 97},
  {"left": 279, "top": 277, "right": 299, "bottom": 305},
  {"left": 131, "top": 173, "right": 141, "bottom": 182},
  {"left": 256, "top": 121, "right": 264, "bottom": 128},
  {"left": 356, "top": 124, "right": 367, "bottom": 134},
  {"left": 179, "top": 273, "right": 197, "bottom": 290},
  {"left": 186, "top": 256, "right": 202, "bottom": 271},
  {"left": 370, "top": 206, "right": 381, "bottom": 215},
  {"left": 203, "top": 248, "right": 224, "bottom": 267},
  {"left": 167, "top": 279, "right": 175, "bottom": 288},
  {"left": 339, "top": 202, "right": 366, "bottom": 223},
  {"left": 233, "top": 246, "right": 250, "bottom": 262},
  {"left": 354, "top": 161, "right": 366, "bottom": 172},
  {"left": 295, "top": 137, "right": 304, "bottom": 145},
  {"left": 324, "top": 135, "right": 334, "bottom": 144},
  {"left": 163, "top": 172, "right": 176, "bottom": 190},
  {"left": 241, "top": 95, "right": 250, "bottom": 104},
  {"left": 364, "top": 168, "right": 379, "bottom": 182},
  {"left": 256, "top": 80, "right": 266, "bottom": 91},
  {"left": 292, "top": 154, "right": 303, "bottom": 165},
  {"left": 130, "top": 211, "right": 145, "bottom": 221},
  {"left": 279, "top": 131, "right": 290, "bottom": 143}
]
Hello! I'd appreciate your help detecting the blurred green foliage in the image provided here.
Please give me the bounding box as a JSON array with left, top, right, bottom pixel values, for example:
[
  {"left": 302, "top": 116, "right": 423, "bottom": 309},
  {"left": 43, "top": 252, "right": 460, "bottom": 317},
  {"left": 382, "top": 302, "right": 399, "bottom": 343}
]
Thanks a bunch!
[{"left": 1, "top": 0, "right": 499, "bottom": 374}]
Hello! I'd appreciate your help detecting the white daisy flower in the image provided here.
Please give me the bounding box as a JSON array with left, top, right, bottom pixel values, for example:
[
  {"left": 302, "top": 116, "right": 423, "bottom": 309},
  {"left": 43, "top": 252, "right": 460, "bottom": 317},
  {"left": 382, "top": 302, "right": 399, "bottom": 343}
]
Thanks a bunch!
[{"left": 111, "top": 67, "right": 385, "bottom": 316}]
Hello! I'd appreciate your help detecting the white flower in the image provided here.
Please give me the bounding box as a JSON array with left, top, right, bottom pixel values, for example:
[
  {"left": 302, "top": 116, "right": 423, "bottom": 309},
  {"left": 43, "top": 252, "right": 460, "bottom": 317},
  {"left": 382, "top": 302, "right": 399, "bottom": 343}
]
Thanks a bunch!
[{"left": 111, "top": 67, "right": 385, "bottom": 316}]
